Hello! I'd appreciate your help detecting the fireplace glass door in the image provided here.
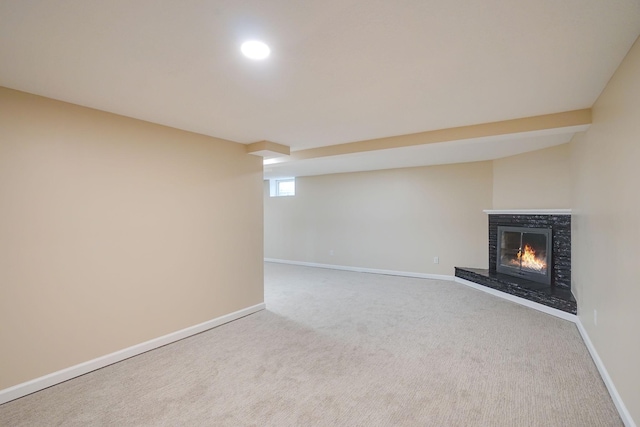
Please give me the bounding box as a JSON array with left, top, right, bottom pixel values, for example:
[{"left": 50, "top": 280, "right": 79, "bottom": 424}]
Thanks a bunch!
[{"left": 497, "top": 226, "right": 552, "bottom": 285}]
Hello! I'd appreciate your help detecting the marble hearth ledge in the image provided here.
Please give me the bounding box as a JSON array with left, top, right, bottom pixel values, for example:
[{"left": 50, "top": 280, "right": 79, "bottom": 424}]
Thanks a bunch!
[{"left": 484, "top": 209, "right": 571, "bottom": 215}]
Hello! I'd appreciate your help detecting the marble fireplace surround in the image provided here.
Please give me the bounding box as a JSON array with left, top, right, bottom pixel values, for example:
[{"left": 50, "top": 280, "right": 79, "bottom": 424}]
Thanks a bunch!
[{"left": 455, "top": 209, "right": 576, "bottom": 314}]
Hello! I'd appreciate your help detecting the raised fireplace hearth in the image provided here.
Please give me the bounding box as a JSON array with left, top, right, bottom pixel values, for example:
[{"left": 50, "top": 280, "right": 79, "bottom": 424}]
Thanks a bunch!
[{"left": 455, "top": 209, "right": 575, "bottom": 314}]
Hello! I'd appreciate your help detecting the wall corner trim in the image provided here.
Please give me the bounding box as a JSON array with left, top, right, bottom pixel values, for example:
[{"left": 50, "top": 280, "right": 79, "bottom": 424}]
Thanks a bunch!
[
  {"left": 575, "top": 319, "right": 637, "bottom": 427},
  {"left": 0, "top": 303, "right": 266, "bottom": 406}
]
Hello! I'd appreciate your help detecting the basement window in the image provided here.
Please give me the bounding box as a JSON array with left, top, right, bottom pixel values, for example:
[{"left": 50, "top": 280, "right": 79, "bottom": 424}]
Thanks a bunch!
[{"left": 269, "top": 178, "right": 295, "bottom": 197}]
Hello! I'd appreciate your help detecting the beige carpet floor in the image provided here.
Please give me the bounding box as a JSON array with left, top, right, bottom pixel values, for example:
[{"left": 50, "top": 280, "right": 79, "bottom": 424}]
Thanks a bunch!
[{"left": 0, "top": 262, "right": 622, "bottom": 426}]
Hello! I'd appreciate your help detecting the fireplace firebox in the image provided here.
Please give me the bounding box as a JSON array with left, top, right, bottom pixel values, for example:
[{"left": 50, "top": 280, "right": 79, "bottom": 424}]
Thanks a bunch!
[{"left": 496, "top": 226, "right": 552, "bottom": 285}]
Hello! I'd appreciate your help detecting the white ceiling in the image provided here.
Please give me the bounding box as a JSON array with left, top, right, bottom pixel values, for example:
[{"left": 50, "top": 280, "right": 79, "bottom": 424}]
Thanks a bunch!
[{"left": 1, "top": 1, "right": 639, "bottom": 177}]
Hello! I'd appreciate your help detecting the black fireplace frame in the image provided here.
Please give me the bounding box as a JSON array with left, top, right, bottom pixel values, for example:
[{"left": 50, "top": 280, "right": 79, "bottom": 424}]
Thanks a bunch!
[
  {"left": 454, "top": 211, "right": 574, "bottom": 314},
  {"left": 496, "top": 225, "right": 552, "bottom": 285}
]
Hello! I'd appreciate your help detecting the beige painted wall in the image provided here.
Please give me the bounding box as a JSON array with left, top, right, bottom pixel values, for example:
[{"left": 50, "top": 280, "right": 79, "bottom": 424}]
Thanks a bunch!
[
  {"left": 570, "top": 36, "right": 640, "bottom": 423},
  {"left": 265, "top": 162, "right": 493, "bottom": 274},
  {"left": 0, "top": 87, "right": 264, "bottom": 390},
  {"left": 492, "top": 144, "right": 571, "bottom": 209}
]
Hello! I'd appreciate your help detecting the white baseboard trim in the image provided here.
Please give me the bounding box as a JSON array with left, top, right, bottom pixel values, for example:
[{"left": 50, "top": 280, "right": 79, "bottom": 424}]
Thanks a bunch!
[
  {"left": 264, "top": 258, "right": 454, "bottom": 281},
  {"left": 575, "top": 318, "right": 636, "bottom": 427},
  {"left": 0, "top": 303, "right": 266, "bottom": 406},
  {"left": 453, "top": 277, "right": 577, "bottom": 323}
]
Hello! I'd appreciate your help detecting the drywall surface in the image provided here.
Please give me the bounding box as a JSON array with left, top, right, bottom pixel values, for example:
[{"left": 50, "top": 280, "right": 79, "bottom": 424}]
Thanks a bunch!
[
  {"left": 265, "top": 162, "right": 492, "bottom": 275},
  {"left": 493, "top": 143, "right": 571, "bottom": 209},
  {"left": 0, "top": 87, "right": 264, "bottom": 389},
  {"left": 570, "top": 36, "right": 640, "bottom": 424}
]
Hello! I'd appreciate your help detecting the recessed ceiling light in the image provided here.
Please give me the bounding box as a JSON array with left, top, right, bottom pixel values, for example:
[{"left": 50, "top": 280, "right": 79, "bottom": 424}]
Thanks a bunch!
[{"left": 241, "top": 40, "right": 270, "bottom": 60}]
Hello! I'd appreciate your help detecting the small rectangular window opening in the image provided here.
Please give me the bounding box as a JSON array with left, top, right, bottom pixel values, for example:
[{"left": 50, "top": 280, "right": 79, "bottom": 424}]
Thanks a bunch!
[{"left": 269, "top": 178, "right": 295, "bottom": 197}]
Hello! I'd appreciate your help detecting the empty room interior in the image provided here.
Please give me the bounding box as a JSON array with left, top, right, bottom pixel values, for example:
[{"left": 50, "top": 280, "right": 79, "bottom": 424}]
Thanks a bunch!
[{"left": 1, "top": 1, "right": 639, "bottom": 425}]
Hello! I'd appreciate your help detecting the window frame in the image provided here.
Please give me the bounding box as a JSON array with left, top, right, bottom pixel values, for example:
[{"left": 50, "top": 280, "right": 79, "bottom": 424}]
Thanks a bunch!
[{"left": 269, "top": 177, "right": 295, "bottom": 197}]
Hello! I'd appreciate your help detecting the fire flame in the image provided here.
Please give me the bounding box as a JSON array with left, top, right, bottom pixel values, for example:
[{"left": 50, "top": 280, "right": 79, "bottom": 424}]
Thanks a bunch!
[{"left": 510, "top": 244, "right": 546, "bottom": 272}]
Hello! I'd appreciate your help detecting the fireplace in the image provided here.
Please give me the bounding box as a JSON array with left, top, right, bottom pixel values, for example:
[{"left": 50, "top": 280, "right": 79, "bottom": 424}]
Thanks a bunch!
[
  {"left": 496, "top": 226, "right": 551, "bottom": 285},
  {"left": 454, "top": 210, "right": 576, "bottom": 314}
]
